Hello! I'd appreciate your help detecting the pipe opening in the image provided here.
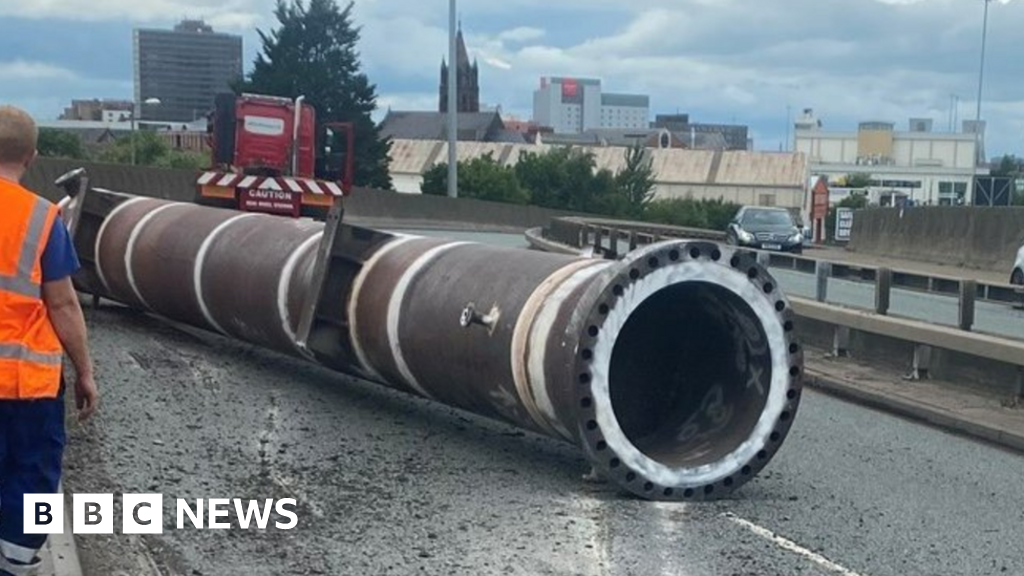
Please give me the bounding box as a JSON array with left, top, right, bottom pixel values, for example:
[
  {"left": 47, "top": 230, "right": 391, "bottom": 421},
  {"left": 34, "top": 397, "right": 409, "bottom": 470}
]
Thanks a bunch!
[{"left": 608, "top": 281, "right": 774, "bottom": 469}]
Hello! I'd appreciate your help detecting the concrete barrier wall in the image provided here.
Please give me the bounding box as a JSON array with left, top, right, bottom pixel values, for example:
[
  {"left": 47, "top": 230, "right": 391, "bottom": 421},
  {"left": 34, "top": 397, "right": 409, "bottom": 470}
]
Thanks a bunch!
[
  {"left": 344, "top": 187, "right": 580, "bottom": 231},
  {"left": 849, "top": 206, "right": 1024, "bottom": 274},
  {"left": 24, "top": 158, "right": 579, "bottom": 231},
  {"left": 25, "top": 158, "right": 198, "bottom": 203}
]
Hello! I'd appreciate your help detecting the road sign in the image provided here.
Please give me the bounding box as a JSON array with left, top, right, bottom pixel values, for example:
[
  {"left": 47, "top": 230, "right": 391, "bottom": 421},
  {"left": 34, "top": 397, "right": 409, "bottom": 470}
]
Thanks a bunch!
[{"left": 835, "top": 208, "right": 854, "bottom": 242}]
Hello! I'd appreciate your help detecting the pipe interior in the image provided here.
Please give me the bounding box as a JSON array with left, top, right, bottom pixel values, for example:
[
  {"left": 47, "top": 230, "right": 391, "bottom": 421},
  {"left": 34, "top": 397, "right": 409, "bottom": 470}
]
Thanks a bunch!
[{"left": 608, "top": 281, "right": 774, "bottom": 468}]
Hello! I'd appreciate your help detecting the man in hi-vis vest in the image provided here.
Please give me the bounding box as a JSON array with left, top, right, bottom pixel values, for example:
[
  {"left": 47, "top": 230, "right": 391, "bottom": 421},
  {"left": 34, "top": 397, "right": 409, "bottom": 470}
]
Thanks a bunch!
[{"left": 0, "top": 106, "right": 98, "bottom": 576}]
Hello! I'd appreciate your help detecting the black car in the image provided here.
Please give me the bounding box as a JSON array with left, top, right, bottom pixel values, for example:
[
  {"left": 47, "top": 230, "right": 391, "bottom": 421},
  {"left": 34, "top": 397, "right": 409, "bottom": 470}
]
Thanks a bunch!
[{"left": 726, "top": 207, "right": 804, "bottom": 254}]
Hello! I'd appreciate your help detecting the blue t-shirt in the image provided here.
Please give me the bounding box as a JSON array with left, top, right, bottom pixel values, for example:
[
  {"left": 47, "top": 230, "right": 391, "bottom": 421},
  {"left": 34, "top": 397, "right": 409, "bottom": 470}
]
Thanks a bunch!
[{"left": 41, "top": 216, "right": 80, "bottom": 283}]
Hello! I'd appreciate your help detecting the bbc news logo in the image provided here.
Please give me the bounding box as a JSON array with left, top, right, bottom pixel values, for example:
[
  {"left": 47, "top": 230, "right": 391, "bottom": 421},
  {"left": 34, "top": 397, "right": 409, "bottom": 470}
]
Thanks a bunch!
[{"left": 24, "top": 494, "right": 298, "bottom": 534}]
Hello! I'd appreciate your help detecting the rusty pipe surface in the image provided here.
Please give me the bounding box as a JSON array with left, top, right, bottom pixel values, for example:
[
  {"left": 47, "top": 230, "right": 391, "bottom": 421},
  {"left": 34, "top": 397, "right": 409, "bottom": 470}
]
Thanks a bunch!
[{"left": 65, "top": 190, "right": 803, "bottom": 501}]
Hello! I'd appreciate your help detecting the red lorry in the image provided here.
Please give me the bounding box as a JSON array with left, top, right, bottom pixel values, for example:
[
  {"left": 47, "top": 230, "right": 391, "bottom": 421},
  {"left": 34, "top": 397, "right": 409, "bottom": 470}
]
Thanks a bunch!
[{"left": 195, "top": 93, "right": 354, "bottom": 219}]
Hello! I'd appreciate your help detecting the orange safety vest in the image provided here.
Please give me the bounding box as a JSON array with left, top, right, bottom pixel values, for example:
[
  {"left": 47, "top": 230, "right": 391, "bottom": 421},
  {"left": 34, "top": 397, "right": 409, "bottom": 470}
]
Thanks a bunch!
[{"left": 0, "top": 178, "right": 64, "bottom": 399}]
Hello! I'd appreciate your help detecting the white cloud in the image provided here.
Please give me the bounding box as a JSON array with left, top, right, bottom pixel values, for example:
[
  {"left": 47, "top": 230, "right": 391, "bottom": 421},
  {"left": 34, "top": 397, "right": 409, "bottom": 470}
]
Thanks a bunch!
[
  {"left": 4, "top": 0, "right": 1024, "bottom": 153},
  {"left": 497, "top": 27, "right": 545, "bottom": 43},
  {"left": 0, "top": 0, "right": 262, "bottom": 28},
  {"left": 483, "top": 56, "right": 513, "bottom": 70},
  {"left": 0, "top": 60, "right": 76, "bottom": 80}
]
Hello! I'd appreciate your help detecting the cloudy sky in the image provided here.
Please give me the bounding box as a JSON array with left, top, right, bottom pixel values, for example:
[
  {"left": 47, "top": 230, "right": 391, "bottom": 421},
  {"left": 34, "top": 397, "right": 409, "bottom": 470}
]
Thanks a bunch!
[{"left": 1, "top": 0, "right": 1022, "bottom": 156}]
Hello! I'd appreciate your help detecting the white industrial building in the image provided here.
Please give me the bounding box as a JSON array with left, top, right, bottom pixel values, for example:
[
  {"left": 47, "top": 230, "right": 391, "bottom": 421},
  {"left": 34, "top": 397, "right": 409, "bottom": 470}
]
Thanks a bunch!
[
  {"left": 794, "top": 110, "right": 987, "bottom": 206},
  {"left": 533, "top": 77, "right": 649, "bottom": 134},
  {"left": 387, "top": 139, "right": 808, "bottom": 209}
]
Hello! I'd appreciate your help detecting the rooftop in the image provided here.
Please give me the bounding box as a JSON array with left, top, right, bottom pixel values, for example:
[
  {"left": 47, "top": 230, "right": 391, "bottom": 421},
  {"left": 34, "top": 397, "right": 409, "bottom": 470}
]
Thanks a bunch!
[
  {"left": 388, "top": 138, "right": 806, "bottom": 188},
  {"left": 379, "top": 111, "right": 524, "bottom": 143}
]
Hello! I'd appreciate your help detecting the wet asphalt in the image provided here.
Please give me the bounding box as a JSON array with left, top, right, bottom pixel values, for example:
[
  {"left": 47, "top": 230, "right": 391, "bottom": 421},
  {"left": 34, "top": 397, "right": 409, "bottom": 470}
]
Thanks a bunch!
[{"left": 63, "top": 305, "right": 1024, "bottom": 576}]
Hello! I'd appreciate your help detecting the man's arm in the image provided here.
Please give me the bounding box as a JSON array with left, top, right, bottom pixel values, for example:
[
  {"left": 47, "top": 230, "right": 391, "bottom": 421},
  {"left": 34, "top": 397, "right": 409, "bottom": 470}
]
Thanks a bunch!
[
  {"left": 42, "top": 278, "right": 92, "bottom": 376},
  {"left": 37, "top": 212, "right": 98, "bottom": 420},
  {"left": 42, "top": 273, "right": 98, "bottom": 420}
]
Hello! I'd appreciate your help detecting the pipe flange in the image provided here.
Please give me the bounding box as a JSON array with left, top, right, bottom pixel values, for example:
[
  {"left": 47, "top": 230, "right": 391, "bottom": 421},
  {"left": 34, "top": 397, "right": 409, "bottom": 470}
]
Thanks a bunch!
[{"left": 572, "top": 240, "right": 803, "bottom": 501}]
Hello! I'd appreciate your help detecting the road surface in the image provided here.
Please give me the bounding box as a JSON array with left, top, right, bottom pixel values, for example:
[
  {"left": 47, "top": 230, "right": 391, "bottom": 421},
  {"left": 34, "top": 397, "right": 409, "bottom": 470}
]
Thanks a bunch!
[
  {"left": 62, "top": 229, "right": 1023, "bottom": 575},
  {"left": 65, "top": 305, "right": 1024, "bottom": 576}
]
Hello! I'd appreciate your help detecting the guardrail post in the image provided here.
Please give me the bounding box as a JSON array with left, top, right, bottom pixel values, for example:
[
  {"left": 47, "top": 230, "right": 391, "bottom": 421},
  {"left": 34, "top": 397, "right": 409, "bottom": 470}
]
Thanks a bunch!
[
  {"left": 628, "top": 231, "right": 638, "bottom": 252},
  {"left": 908, "top": 344, "right": 932, "bottom": 381},
  {"left": 959, "top": 279, "right": 977, "bottom": 332},
  {"left": 1011, "top": 368, "right": 1024, "bottom": 408},
  {"left": 815, "top": 261, "right": 831, "bottom": 303},
  {"left": 593, "top": 226, "right": 603, "bottom": 253},
  {"left": 606, "top": 228, "right": 618, "bottom": 259},
  {"left": 875, "top": 267, "right": 892, "bottom": 316},
  {"left": 832, "top": 326, "right": 850, "bottom": 358}
]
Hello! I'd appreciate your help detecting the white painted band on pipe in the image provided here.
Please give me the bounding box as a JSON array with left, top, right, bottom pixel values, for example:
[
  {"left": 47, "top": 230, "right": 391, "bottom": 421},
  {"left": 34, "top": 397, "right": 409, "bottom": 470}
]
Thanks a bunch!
[
  {"left": 526, "top": 261, "right": 613, "bottom": 440},
  {"left": 347, "top": 235, "right": 420, "bottom": 382},
  {"left": 590, "top": 260, "right": 790, "bottom": 487},
  {"left": 93, "top": 196, "right": 148, "bottom": 296},
  {"left": 278, "top": 231, "right": 324, "bottom": 352},
  {"left": 510, "top": 259, "right": 609, "bottom": 440},
  {"left": 386, "top": 241, "right": 470, "bottom": 399},
  {"left": 194, "top": 213, "right": 258, "bottom": 336},
  {"left": 124, "top": 203, "right": 186, "bottom": 311}
]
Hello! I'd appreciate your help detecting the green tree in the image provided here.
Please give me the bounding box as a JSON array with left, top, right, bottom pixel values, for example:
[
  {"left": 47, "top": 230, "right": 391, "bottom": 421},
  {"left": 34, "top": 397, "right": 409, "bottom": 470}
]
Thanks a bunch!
[
  {"left": 37, "top": 129, "right": 86, "bottom": 159},
  {"left": 514, "top": 147, "right": 617, "bottom": 214},
  {"left": 614, "top": 143, "right": 656, "bottom": 218},
  {"left": 643, "top": 198, "right": 742, "bottom": 230},
  {"left": 422, "top": 154, "right": 530, "bottom": 204},
  {"left": 991, "top": 154, "right": 1023, "bottom": 178},
  {"left": 99, "top": 131, "right": 170, "bottom": 166},
  {"left": 845, "top": 173, "right": 873, "bottom": 189},
  {"left": 238, "top": 0, "right": 392, "bottom": 189},
  {"left": 156, "top": 150, "right": 208, "bottom": 170}
]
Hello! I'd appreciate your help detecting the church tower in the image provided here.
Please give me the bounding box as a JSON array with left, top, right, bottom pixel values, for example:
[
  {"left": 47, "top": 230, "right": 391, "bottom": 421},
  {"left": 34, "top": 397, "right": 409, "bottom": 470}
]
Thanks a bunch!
[{"left": 439, "top": 26, "right": 480, "bottom": 113}]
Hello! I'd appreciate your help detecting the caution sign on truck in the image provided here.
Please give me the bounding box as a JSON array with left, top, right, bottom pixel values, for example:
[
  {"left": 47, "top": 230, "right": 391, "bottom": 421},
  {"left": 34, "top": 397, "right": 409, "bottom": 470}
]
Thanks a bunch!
[{"left": 239, "top": 187, "right": 301, "bottom": 217}]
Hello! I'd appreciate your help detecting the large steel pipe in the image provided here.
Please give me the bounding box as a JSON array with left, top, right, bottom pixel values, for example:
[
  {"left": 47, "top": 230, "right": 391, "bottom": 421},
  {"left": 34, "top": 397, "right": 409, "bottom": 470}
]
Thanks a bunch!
[{"left": 66, "top": 191, "right": 803, "bottom": 501}]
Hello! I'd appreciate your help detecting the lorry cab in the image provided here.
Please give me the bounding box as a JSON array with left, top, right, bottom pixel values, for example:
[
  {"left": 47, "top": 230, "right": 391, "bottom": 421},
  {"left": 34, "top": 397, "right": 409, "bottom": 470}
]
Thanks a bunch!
[{"left": 196, "top": 93, "right": 353, "bottom": 219}]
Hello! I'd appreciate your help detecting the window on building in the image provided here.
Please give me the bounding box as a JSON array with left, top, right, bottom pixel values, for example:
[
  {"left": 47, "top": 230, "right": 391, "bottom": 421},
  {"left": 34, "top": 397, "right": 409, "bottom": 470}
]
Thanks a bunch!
[{"left": 758, "top": 194, "right": 776, "bottom": 207}]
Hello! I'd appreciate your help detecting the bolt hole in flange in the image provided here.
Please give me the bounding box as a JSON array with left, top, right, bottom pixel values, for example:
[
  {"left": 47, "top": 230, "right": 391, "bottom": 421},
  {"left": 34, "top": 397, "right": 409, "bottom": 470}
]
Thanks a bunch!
[{"left": 583, "top": 244, "right": 796, "bottom": 499}]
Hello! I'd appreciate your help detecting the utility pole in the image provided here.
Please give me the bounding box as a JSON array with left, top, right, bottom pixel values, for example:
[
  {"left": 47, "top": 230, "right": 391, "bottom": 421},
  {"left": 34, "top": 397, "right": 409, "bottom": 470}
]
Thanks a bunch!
[{"left": 446, "top": 0, "right": 458, "bottom": 198}]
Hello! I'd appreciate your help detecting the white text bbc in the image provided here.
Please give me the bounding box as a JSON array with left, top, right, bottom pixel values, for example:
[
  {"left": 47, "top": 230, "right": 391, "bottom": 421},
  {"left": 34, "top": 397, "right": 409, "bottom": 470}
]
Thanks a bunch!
[{"left": 24, "top": 495, "right": 298, "bottom": 534}]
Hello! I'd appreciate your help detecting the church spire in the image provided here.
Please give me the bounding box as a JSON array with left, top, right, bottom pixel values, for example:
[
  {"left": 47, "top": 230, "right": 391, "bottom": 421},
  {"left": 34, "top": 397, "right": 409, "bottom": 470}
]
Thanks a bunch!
[
  {"left": 455, "top": 26, "right": 470, "bottom": 68},
  {"left": 439, "top": 21, "right": 480, "bottom": 113}
]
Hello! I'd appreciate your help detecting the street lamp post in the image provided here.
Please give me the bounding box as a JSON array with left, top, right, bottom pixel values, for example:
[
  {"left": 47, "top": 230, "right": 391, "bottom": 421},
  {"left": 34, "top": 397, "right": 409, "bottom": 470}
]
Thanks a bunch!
[
  {"left": 971, "top": 0, "right": 998, "bottom": 173},
  {"left": 131, "top": 97, "right": 162, "bottom": 166},
  {"left": 975, "top": 0, "right": 992, "bottom": 134}
]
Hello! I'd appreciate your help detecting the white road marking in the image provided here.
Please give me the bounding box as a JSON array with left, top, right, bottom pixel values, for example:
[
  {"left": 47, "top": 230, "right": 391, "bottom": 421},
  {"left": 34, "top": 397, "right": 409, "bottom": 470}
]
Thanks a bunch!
[{"left": 724, "top": 513, "right": 866, "bottom": 576}]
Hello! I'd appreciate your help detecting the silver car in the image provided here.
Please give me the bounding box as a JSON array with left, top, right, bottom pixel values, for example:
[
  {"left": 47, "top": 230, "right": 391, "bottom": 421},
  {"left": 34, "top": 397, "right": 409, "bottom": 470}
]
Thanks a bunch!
[{"left": 1013, "top": 244, "right": 1024, "bottom": 285}]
